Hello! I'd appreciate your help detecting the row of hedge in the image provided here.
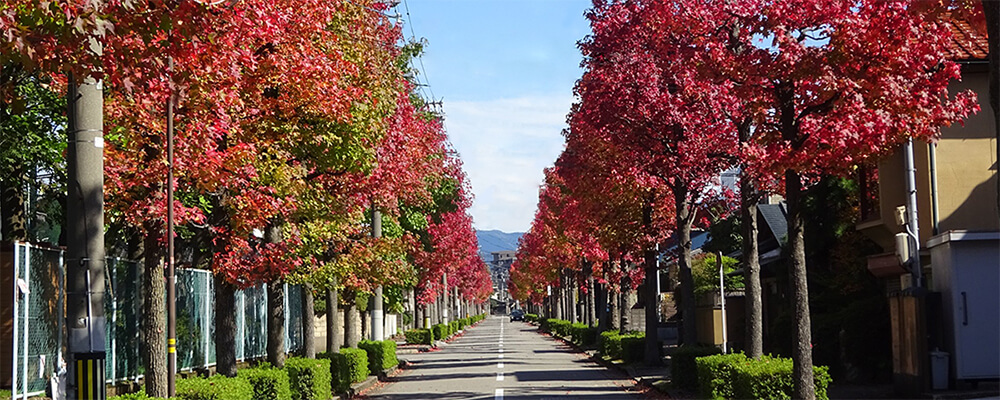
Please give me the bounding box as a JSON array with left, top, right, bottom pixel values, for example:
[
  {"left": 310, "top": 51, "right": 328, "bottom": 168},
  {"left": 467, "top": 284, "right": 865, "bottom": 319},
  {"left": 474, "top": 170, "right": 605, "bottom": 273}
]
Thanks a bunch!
[
  {"left": 694, "top": 353, "right": 832, "bottom": 400},
  {"left": 109, "top": 359, "right": 330, "bottom": 400},
  {"left": 404, "top": 313, "right": 488, "bottom": 345},
  {"left": 109, "top": 338, "right": 402, "bottom": 400},
  {"left": 538, "top": 318, "right": 599, "bottom": 348},
  {"left": 109, "top": 315, "right": 487, "bottom": 400},
  {"left": 597, "top": 330, "right": 647, "bottom": 363},
  {"left": 524, "top": 313, "right": 540, "bottom": 323}
]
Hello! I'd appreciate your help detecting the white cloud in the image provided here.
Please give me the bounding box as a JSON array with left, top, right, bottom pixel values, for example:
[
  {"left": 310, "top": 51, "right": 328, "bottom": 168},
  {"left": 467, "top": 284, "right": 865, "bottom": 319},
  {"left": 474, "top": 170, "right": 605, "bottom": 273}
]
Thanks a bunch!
[{"left": 443, "top": 95, "right": 572, "bottom": 233}]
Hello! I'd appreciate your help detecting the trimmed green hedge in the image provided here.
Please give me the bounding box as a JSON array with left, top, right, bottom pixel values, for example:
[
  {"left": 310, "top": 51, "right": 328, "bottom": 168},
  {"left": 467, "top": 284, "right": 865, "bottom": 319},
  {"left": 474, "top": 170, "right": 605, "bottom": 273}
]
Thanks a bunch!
[
  {"left": 404, "top": 328, "right": 434, "bottom": 345},
  {"left": 359, "top": 340, "right": 399, "bottom": 374},
  {"left": 569, "top": 323, "right": 598, "bottom": 346},
  {"left": 599, "top": 331, "right": 622, "bottom": 358},
  {"left": 238, "top": 366, "right": 292, "bottom": 400},
  {"left": 340, "top": 347, "right": 370, "bottom": 383},
  {"left": 285, "top": 357, "right": 332, "bottom": 400},
  {"left": 175, "top": 375, "right": 254, "bottom": 400},
  {"left": 525, "top": 313, "right": 539, "bottom": 323},
  {"left": 729, "top": 355, "right": 832, "bottom": 400},
  {"left": 432, "top": 323, "right": 449, "bottom": 340},
  {"left": 449, "top": 320, "right": 459, "bottom": 334},
  {"left": 695, "top": 353, "right": 747, "bottom": 400},
  {"left": 669, "top": 345, "right": 723, "bottom": 390},
  {"left": 620, "top": 332, "right": 647, "bottom": 363},
  {"left": 316, "top": 352, "right": 352, "bottom": 394},
  {"left": 109, "top": 391, "right": 166, "bottom": 400}
]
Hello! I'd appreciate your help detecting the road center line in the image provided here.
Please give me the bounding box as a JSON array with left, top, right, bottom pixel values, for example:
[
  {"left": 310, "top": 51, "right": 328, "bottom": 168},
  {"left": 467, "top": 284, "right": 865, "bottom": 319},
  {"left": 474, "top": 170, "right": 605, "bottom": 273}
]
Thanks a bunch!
[
  {"left": 495, "top": 388, "right": 504, "bottom": 400},
  {"left": 496, "top": 372, "right": 504, "bottom": 381},
  {"left": 498, "top": 353, "right": 503, "bottom": 359},
  {"left": 498, "top": 362, "right": 504, "bottom": 368}
]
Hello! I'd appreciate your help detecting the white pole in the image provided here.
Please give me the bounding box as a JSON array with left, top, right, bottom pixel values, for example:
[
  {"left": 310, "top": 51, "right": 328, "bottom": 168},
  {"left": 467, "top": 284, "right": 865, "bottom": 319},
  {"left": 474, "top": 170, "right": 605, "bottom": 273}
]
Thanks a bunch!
[
  {"left": 718, "top": 252, "right": 727, "bottom": 353},
  {"left": 12, "top": 242, "right": 20, "bottom": 400},
  {"left": 204, "top": 271, "right": 211, "bottom": 366},
  {"left": 23, "top": 244, "right": 32, "bottom": 398},
  {"left": 111, "top": 259, "right": 118, "bottom": 383}
]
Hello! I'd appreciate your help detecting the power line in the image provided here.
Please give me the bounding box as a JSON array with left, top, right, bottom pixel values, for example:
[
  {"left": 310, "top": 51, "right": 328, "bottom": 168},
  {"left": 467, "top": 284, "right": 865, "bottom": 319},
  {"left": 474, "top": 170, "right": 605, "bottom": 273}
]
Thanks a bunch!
[{"left": 399, "top": 0, "right": 437, "bottom": 104}]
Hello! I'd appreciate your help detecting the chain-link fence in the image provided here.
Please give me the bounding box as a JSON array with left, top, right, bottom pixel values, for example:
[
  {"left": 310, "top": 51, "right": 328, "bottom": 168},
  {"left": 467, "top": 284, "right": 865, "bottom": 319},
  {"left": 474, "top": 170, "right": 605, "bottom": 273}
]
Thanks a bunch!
[{"left": 8, "top": 242, "right": 304, "bottom": 398}]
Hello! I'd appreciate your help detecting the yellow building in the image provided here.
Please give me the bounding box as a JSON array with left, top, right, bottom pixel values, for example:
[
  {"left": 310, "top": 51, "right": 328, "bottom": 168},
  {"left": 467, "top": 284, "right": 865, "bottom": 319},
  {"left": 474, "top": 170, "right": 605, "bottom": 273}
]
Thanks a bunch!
[{"left": 857, "top": 17, "right": 998, "bottom": 395}]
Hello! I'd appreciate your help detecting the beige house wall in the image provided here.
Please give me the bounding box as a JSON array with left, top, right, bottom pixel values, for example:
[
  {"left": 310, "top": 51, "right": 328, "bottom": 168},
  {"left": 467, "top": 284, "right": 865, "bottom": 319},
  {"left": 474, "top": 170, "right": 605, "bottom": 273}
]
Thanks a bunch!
[{"left": 868, "top": 65, "right": 998, "bottom": 250}]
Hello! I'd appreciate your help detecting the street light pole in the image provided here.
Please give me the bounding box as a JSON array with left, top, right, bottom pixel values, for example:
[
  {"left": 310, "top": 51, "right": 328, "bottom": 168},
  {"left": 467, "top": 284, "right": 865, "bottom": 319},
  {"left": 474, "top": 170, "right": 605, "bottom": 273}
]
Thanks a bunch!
[{"left": 166, "top": 56, "right": 177, "bottom": 397}]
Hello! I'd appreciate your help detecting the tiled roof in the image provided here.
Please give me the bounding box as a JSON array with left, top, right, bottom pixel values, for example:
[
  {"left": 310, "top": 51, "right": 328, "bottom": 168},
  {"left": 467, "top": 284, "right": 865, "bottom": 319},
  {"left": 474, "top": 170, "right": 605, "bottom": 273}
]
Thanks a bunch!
[{"left": 941, "top": 16, "right": 989, "bottom": 61}]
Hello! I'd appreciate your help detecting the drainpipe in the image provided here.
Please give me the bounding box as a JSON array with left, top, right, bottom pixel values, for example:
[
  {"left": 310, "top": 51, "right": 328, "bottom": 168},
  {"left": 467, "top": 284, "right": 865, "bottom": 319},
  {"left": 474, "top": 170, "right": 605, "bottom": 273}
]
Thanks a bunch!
[
  {"left": 903, "top": 139, "right": 922, "bottom": 289},
  {"left": 929, "top": 143, "right": 940, "bottom": 236}
]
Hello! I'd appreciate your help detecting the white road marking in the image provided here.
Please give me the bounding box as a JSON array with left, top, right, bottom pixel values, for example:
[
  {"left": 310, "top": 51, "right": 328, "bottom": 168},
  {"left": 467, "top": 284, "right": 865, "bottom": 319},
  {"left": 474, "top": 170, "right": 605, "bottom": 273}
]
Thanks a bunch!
[
  {"left": 498, "top": 362, "right": 504, "bottom": 368},
  {"left": 499, "top": 348, "right": 503, "bottom": 353},
  {"left": 498, "top": 353, "right": 504, "bottom": 359},
  {"left": 495, "top": 388, "right": 504, "bottom": 400},
  {"left": 499, "top": 343, "right": 503, "bottom": 347},
  {"left": 496, "top": 372, "right": 504, "bottom": 381}
]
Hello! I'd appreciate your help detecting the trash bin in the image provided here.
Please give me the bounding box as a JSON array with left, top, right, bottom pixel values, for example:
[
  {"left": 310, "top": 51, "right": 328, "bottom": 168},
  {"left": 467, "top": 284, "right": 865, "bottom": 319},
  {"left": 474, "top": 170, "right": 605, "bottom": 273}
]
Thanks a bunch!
[{"left": 930, "top": 350, "right": 950, "bottom": 390}]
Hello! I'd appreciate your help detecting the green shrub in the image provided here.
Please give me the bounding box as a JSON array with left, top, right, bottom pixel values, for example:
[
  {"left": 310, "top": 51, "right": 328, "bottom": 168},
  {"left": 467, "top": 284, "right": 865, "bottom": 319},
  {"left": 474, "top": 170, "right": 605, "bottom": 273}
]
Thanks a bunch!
[
  {"left": 316, "top": 352, "right": 352, "bottom": 394},
  {"left": 359, "top": 340, "right": 399, "bottom": 374},
  {"left": 669, "top": 345, "right": 722, "bottom": 390},
  {"left": 695, "top": 353, "right": 747, "bottom": 400},
  {"left": 340, "top": 347, "right": 370, "bottom": 383},
  {"left": 730, "top": 356, "right": 832, "bottom": 400},
  {"left": 284, "top": 356, "right": 332, "bottom": 400},
  {"left": 109, "top": 391, "right": 166, "bottom": 400},
  {"left": 549, "top": 319, "right": 571, "bottom": 337},
  {"left": 175, "top": 375, "right": 254, "bottom": 400},
  {"left": 525, "top": 313, "right": 539, "bottom": 323},
  {"left": 404, "top": 328, "right": 433, "bottom": 345},
  {"left": 621, "top": 332, "right": 648, "bottom": 363},
  {"left": 449, "top": 320, "right": 459, "bottom": 334},
  {"left": 238, "top": 366, "right": 292, "bottom": 400},
  {"left": 598, "top": 331, "right": 622, "bottom": 358},
  {"left": 432, "top": 323, "right": 449, "bottom": 340},
  {"left": 569, "top": 323, "right": 598, "bottom": 346}
]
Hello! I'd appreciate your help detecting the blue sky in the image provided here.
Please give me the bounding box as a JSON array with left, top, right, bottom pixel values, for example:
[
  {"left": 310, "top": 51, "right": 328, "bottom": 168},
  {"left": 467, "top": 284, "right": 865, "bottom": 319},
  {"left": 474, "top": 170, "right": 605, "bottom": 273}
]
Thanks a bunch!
[{"left": 402, "top": 0, "right": 592, "bottom": 233}]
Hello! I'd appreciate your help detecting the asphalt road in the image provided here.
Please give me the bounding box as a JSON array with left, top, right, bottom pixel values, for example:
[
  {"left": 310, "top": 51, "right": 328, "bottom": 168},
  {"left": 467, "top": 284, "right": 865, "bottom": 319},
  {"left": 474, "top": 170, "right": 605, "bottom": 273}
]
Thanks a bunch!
[{"left": 366, "top": 316, "right": 645, "bottom": 400}]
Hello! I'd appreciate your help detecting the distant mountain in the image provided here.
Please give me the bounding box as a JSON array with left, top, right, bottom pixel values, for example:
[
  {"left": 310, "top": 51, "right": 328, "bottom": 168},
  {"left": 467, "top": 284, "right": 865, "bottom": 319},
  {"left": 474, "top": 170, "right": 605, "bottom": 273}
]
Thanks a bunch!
[{"left": 475, "top": 230, "right": 524, "bottom": 260}]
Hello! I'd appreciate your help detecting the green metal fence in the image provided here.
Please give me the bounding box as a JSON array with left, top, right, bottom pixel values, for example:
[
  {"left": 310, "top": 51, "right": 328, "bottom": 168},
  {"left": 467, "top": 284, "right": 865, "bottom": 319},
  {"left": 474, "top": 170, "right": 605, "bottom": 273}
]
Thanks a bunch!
[{"left": 10, "top": 242, "right": 304, "bottom": 398}]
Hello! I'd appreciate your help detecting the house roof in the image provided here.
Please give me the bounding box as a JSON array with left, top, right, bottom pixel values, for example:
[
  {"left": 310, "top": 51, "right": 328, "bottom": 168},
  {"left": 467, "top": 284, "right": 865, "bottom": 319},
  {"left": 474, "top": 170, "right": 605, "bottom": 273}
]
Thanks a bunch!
[
  {"left": 758, "top": 203, "right": 788, "bottom": 245},
  {"left": 941, "top": 15, "right": 989, "bottom": 61}
]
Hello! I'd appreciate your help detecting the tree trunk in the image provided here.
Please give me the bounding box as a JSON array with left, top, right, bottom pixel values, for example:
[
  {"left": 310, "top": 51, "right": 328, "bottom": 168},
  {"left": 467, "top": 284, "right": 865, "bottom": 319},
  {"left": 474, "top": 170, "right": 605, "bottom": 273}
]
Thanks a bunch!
[
  {"left": 345, "top": 295, "right": 359, "bottom": 348},
  {"left": 642, "top": 200, "right": 661, "bottom": 364},
  {"left": 0, "top": 164, "right": 27, "bottom": 241},
  {"left": 596, "top": 280, "right": 607, "bottom": 332},
  {"left": 141, "top": 229, "right": 167, "bottom": 396},
  {"left": 674, "top": 187, "right": 698, "bottom": 345},
  {"left": 741, "top": 173, "right": 764, "bottom": 359},
  {"left": 554, "top": 284, "right": 563, "bottom": 320},
  {"left": 266, "top": 281, "right": 286, "bottom": 367},
  {"left": 619, "top": 282, "right": 632, "bottom": 334},
  {"left": 786, "top": 169, "right": 815, "bottom": 400},
  {"left": 609, "top": 285, "right": 620, "bottom": 332},
  {"left": 215, "top": 274, "right": 237, "bottom": 376},
  {"left": 587, "top": 271, "right": 596, "bottom": 327},
  {"left": 326, "top": 285, "right": 341, "bottom": 353},
  {"left": 569, "top": 274, "right": 578, "bottom": 323},
  {"left": 264, "top": 221, "right": 285, "bottom": 368},
  {"left": 302, "top": 283, "right": 315, "bottom": 358}
]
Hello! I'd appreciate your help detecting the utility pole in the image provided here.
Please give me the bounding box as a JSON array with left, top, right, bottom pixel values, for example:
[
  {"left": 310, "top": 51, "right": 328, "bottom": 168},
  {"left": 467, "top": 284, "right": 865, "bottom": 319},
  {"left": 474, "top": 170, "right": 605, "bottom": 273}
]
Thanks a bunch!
[
  {"left": 371, "top": 205, "right": 384, "bottom": 341},
  {"left": 66, "top": 68, "right": 107, "bottom": 399},
  {"left": 166, "top": 56, "right": 178, "bottom": 397}
]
